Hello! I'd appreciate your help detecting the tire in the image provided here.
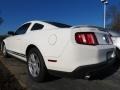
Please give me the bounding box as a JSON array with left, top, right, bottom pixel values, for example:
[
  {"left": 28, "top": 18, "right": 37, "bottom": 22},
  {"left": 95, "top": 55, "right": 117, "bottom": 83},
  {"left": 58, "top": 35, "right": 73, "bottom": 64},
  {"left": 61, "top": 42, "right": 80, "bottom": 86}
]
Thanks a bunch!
[
  {"left": 1, "top": 43, "right": 9, "bottom": 57},
  {"left": 116, "top": 48, "right": 120, "bottom": 60},
  {"left": 27, "top": 47, "right": 47, "bottom": 82}
]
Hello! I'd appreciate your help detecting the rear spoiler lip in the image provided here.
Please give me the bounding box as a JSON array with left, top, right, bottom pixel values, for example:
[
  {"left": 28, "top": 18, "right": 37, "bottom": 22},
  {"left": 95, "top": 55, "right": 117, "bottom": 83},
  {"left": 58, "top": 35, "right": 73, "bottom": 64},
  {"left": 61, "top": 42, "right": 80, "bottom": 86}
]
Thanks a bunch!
[
  {"left": 71, "top": 25, "right": 108, "bottom": 32},
  {"left": 71, "top": 25, "right": 104, "bottom": 29}
]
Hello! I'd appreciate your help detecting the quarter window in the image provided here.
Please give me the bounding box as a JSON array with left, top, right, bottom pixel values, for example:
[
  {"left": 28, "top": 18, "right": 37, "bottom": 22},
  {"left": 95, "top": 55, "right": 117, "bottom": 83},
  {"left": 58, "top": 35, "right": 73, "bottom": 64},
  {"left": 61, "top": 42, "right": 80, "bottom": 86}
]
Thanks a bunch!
[
  {"left": 15, "top": 23, "right": 31, "bottom": 35},
  {"left": 31, "top": 23, "right": 44, "bottom": 30}
]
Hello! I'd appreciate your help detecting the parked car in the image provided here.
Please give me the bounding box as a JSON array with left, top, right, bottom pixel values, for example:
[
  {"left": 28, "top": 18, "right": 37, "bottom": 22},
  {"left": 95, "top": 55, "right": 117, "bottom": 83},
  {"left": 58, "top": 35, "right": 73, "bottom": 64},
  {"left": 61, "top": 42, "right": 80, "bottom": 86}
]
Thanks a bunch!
[
  {"left": 1, "top": 21, "right": 116, "bottom": 82},
  {"left": 108, "top": 30, "right": 120, "bottom": 59}
]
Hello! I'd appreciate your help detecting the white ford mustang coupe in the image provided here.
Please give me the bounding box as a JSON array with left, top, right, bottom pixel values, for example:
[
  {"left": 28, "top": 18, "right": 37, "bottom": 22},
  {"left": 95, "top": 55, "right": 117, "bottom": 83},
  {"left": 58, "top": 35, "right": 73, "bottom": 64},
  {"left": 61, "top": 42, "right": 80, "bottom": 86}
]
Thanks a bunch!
[{"left": 1, "top": 21, "right": 116, "bottom": 82}]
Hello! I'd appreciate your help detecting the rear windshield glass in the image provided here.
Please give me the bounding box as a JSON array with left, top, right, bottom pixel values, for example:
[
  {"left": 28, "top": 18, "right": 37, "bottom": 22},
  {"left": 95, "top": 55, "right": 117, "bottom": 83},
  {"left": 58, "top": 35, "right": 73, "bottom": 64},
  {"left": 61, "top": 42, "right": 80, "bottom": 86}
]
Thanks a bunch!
[{"left": 45, "top": 21, "right": 72, "bottom": 28}]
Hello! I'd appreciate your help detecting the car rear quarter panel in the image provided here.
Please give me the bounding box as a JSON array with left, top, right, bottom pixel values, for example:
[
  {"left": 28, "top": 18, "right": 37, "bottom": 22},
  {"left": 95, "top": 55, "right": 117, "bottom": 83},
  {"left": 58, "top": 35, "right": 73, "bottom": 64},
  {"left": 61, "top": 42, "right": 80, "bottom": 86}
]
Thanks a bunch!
[{"left": 25, "top": 29, "right": 71, "bottom": 67}]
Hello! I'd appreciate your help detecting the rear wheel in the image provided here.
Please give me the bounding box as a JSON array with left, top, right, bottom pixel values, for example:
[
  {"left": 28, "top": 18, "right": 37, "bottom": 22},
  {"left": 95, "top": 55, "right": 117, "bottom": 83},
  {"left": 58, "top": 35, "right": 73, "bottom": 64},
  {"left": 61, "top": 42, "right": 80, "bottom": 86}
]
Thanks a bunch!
[
  {"left": 116, "top": 48, "right": 120, "bottom": 60},
  {"left": 27, "top": 47, "right": 47, "bottom": 82}
]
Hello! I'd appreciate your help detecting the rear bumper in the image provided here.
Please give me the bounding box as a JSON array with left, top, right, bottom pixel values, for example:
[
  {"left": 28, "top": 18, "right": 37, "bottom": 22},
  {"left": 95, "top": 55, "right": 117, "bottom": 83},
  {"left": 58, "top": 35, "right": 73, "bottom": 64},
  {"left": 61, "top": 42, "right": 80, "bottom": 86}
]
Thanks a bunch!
[
  {"left": 72, "top": 58, "right": 115, "bottom": 77},
  {"left": 55, "top": 44, "right": 116, "bottom": 72},
  {"left": 48, "top": 58, "right": 116, "bottom": 78}
]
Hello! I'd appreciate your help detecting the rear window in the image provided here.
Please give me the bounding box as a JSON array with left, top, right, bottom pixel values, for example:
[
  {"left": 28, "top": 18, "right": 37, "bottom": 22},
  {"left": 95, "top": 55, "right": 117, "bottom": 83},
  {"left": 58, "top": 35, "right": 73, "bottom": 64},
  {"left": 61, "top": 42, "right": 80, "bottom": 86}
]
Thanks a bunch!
[{"left": 45, "top": 21, "right": 72, "bottom": 28}]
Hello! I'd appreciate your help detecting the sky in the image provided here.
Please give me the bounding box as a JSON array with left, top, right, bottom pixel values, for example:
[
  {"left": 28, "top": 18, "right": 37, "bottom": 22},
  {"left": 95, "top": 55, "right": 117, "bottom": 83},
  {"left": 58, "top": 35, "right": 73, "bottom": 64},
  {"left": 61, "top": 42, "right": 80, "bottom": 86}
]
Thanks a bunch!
[{"left": 0, "top": 0, "right": 119, "bottom": 35}]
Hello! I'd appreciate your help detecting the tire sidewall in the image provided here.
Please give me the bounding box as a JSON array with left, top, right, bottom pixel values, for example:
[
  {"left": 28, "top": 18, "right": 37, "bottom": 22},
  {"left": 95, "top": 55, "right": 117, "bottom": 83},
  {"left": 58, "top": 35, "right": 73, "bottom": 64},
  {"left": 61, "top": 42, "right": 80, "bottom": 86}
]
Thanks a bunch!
[
  {"left": 2, "top": 43, "right": 8, "bottom": 57},
  {"left": 116, "top": 48, "right": 120, "bottom": 60}
]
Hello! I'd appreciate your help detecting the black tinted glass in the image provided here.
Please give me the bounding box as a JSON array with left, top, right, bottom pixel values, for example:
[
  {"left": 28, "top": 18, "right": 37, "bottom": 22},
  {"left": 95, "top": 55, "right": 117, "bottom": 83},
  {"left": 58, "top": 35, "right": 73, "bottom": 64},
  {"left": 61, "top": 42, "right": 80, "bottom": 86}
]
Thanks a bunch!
[
  {"left": 31, "top": 23, "right": 44, "bottom": 30},
  {"left": 15, "top": 23, "right": 31, "bottom": 35}
]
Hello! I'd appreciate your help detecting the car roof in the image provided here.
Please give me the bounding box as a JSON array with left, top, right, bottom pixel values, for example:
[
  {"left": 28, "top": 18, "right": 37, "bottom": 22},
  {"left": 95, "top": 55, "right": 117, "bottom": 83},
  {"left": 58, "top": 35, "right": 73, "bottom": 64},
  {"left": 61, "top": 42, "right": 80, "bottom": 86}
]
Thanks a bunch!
[
  {"left": 26, "top": 20, "right": 50, "bottom": 25},
  {"left": 25, "top": 20, "right": 72, "bottom": 28},
  {"left": 24, "top": 20, "right": 59, "bottom": 29}
]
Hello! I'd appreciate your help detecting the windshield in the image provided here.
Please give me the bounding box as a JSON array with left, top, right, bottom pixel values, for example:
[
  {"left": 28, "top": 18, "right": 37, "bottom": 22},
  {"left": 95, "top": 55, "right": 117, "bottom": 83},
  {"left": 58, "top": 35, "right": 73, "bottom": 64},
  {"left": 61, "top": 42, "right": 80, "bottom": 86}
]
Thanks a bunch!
[{"left": 45, "top": 21, "right": 72, "bottom": 28}]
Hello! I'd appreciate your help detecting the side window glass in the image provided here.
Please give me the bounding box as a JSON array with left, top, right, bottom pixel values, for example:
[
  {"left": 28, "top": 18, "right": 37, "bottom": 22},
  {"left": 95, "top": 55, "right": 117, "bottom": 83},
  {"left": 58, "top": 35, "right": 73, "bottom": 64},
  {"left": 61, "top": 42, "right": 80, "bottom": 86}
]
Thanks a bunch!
[
  {"left": 15, "top": 23, "right": 31, "bottom": 35},
  {"left": 31, "top": 23, "right": 44, "bottom": 31}
]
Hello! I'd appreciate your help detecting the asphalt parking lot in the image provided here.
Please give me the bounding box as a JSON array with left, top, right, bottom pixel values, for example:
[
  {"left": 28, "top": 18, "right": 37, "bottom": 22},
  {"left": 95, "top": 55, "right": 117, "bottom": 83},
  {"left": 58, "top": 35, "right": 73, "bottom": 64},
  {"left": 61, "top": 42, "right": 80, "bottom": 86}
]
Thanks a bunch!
[{"left": 0, "top": 51, "right": 120, "bottom": 90}]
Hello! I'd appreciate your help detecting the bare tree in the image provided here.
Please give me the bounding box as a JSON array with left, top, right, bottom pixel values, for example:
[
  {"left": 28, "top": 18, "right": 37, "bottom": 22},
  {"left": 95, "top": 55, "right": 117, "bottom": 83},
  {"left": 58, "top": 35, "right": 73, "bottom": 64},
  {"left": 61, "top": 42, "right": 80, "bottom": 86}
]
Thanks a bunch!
[{"left": 106, "top": 4, "right": 120, "bottom": 31}]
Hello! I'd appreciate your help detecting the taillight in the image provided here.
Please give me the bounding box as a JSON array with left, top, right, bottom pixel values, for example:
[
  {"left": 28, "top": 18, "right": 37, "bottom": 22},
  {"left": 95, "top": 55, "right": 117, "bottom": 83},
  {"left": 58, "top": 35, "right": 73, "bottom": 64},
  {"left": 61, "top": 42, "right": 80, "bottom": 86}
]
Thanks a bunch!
[{"left": 75, "top": 32, "right": 98, "bottom": 45}]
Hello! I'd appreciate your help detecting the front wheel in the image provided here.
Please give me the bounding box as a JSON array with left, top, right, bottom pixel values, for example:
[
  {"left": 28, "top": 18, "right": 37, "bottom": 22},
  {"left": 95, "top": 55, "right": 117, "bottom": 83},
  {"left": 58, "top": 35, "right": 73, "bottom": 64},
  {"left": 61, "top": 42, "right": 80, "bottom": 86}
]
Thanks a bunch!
[
  {"left": 27, "top": 47, "right": 47, "bottom": 82},
  {"left": 2, "top": 43, "right": 9, "bottom": 57}
]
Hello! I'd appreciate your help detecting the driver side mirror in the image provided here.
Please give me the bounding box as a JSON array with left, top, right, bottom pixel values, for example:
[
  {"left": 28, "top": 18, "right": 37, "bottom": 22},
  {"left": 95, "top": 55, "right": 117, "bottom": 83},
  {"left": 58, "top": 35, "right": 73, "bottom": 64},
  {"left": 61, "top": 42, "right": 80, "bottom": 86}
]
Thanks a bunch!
[{"left": 8, "top": 31, "right": 15, "bottom": 35}]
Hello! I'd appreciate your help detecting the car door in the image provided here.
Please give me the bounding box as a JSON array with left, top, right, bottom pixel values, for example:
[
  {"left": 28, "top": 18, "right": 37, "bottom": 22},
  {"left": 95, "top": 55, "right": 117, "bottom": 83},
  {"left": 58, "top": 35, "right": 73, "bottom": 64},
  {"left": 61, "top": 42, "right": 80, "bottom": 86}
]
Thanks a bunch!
[{"left": 7, "top": 23, "right": 31, "bottom": 55}]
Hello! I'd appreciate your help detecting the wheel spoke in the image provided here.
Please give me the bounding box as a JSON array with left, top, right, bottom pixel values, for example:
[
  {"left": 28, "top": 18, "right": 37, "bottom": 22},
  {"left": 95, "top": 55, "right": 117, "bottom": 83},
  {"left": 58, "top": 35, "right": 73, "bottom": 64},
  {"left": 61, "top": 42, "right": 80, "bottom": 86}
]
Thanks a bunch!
[
  {"left": 32, "top": 66, "right": 37, "bottom": 77},
  {"left": 28, "top": 60, "right": 33, "bottom": 74},
  {"left": 34, "top": 63, "right": 40, "bottom": 75},
  {"left": 30, "top": 54, "right": 36, "bottom": 62}
]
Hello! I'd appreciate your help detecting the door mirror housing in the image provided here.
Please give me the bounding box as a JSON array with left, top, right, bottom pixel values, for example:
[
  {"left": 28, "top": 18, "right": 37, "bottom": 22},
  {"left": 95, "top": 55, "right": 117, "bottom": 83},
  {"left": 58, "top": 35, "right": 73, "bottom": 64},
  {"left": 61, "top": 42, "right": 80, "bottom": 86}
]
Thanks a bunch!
[{"left": 8, "top": 31, "right": 15, "bottom": 35}]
